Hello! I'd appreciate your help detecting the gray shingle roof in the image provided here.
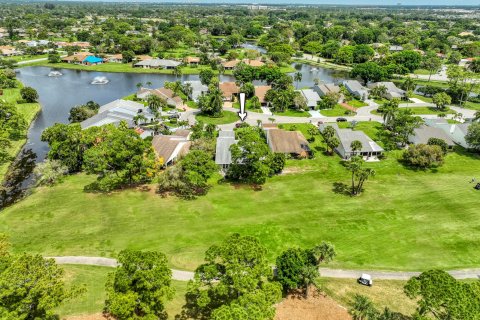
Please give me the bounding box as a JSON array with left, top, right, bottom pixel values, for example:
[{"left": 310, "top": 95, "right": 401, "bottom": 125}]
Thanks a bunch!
[
  {"left": 215, "top": 131, "right": 238, "bottom": 165},
  {"left": 411, "top": 125, "right": 455, "bottom": 146},
  {"left": 134, "top": 59, "right": 181, "bottom": 68}
]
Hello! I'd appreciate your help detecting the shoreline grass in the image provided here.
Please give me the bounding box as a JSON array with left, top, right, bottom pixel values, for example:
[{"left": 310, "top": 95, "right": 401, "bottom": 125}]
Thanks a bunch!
[{"left": 0, "top": 83, "right": 41, "bottom": 181}]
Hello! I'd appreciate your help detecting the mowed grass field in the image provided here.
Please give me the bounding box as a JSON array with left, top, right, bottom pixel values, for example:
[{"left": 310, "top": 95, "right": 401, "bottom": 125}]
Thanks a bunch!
[
  {"left": 57, "top": 265, "right": 188, "bottom": 319},
  {"left": 0, "top": 85, "right": 41, "bottom": 179},
  {"left": 1, "top": 123, "right": 480, "bottom": 272}
]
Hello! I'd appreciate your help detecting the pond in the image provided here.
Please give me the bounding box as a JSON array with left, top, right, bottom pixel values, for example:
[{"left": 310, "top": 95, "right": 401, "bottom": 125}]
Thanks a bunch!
[{"left": 16, "top": 63, "right": 350, "bottom": 163}]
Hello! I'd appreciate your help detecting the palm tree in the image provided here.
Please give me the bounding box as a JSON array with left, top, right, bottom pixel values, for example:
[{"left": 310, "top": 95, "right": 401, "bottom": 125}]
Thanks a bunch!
[
  {"left": 172, "top": 81, "right": 182, "bottom": 97},
  {"left": 133, "top": 114, "right": 147, "bottom": 126},
  {"left": 209, "top": 87, "right": 224, "bottom": 117},
  {"left": 312, "top": 242, "right": 336, "bottom": 265},
  {"left": 350, "top": 140, "right": 363, "bottom": 156},
  {"left": 294, "top": 71, "right": 302, "bottom": 89},
  {"left": 147, "top": 95, "right": 165, "bottom": 113},
  {"left": 381, "top": 100, "right": 399, "bottom": 129},
  {"left": 300, "top": 265, "right": 319, "bottom": 298},
  {"left": 183, "top": 82, "right": 193, "bottom": 101},
  {"left": 349, "top": 294, "right": 377, "bottom": 320},
  {"left": 251, "top": 95, "right": 260, "bottom": 110},
  {"left": 173, "top": 66, "right": 182, "bottom": 78},
  {"left": 136, "top": 82, "right": 143, "bottom": 90},
  {"left": 146, "top": 81, "right": 153, "bottom": 88}
]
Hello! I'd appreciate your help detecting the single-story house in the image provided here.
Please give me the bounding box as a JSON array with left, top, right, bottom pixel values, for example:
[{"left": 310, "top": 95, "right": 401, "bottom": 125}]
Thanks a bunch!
[
  {"left": 389, "top": 45, "right": 404, "bottom": 52},
  {"left": 343, "top": 80, "right": 369, "bottom": 101},
  {"left": 219, "top": 82, "right": 240, "bottom": 101},
  {"left": 0, "top": 45, "right": 20, "bottom": 56},
  {"left": 215, "top": 130, "right": 238, "bottom": 171},
  {"left": 83, "top": 56, "right": 103, "bottom": 65},
  {"left": 424, "top": 118, "right": 471, "bottom": 148},
  {"left": 319, "top": 123, "right": 384, "bottom": 160},
  {"left": 254, "top": 85, "right": 271, "bottom": 106},
  {"left": 183, "top": 80, "right": 208, "bottom": 102},
  {"left": 298, "top": 89, "right": 321, "bottom": 110},
  {"left": 81, "top": 99, "right": 153, "bottom": 130},
  {"left": 136, "top": 87, "right": 184, "bottom": 108},
  {"left": 184, "top": 56, "right": 200, "bottom": 65},
  {"left": 265, "top": 128, "right": 311, "bottom": 158},
  {"left": 134, "top": 59, "right": 181, "bottom": 69},
  {"left": 107, "top": 54, "right": 123, "bottom": 63},
  {"left": 222, "top": 59, "right": 240, "bottom": 70},
  {"left": 409, "top": 124, "right": 455, "bottom": 148},
  {"left": 368, "top": 82, "right": 405, "bottom": 100},
  {"left": 244, "top": 59, "right": 264, "bottom": 67},
  {"left": 152, "top": 134, "right": 191, "bottom": 166},
  {"left": 313, "top": 83, "right": 341, "bottom": 97}
]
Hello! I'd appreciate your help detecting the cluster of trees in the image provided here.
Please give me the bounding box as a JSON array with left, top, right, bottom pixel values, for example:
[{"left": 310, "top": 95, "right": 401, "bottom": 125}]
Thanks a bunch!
[
  {"left": 0, "top": 100, "right": 26, "bottom": 164},
  {"left": 68, "top": 101, "right": 100, "bottom": 123},
  {"left": 40, "top": 122, "right": 159, "bottom": 191},
  {"left": 0, "top": 234, "right": 82, "bottom": 319},
  {"left": 226, "top": 126, "right": 286, "bottom": 185},
  {"left": 0, "top": 69, "right": 17, "bottom": 89}
]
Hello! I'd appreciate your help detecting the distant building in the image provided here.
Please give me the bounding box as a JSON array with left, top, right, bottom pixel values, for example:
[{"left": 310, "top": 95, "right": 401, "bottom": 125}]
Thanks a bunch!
[
  {"left": 134, "top": 59, "right": 181, "bottom": 69},
  {"left": 389, "top": 45, "right": 404, "bottom": 52}
]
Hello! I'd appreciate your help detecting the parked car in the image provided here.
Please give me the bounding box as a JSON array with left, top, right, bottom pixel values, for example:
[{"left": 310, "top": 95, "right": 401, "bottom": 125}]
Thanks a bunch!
[
  {"left": 336, "top": 117, "right": 347, "bottom": 122},
  {"left": 357, "top": 273, "right": 373, "bottom": 286}
]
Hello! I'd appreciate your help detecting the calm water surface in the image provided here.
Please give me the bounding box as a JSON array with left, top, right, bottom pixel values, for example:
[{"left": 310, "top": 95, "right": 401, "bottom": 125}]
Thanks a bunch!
[{"left": 17, "top": 64, "right": 350, "bottom": 163}]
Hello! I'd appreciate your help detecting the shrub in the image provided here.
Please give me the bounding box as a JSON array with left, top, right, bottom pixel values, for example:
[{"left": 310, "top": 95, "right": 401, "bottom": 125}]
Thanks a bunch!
[{"left": 402, "top": 144, "right": 444, "bottom": 168}]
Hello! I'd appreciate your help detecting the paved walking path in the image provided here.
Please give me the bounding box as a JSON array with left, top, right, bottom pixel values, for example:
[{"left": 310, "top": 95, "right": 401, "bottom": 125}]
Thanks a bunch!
[{"left": 49, "top": 256, "right": 480, "bottom": 281}]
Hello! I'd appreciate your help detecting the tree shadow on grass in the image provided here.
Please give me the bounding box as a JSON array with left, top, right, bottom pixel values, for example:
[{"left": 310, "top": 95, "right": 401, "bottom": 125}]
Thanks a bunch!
[
  {"left": 332, "top": 182, "right": 351, "bottom": 196},
  {"left": 217, "top": 178, "right": 263, "bottom": 191}
]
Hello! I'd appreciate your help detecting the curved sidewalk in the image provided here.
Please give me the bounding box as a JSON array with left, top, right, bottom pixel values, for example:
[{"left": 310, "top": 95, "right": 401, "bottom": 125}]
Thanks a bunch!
[{"left": 48, "top": 256, "right": 480, "bottom": 281}]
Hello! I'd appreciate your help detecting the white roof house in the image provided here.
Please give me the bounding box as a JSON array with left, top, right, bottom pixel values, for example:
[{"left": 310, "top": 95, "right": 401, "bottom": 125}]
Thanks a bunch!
[
  {"left": 134, "top": 59, "right": 181, "bottom": 69},
  {"left": 215, "top": 130, "right": 238, "bottom": 170},
  {"left": 343, "top": 80, "right": 369, "bottom": 101},
  {"left": 409, "top": 124, "right": 455, "bottom": 147},
  {"left": 81, "top": 99, "right": 153, "bottom": 129},
  {"left": 298, "top": 89, "right": 321, "bottom": 109},
  {"left": 424, "top": 118, "right": 471, "bottom": 148},
  {"left": 319, "top": 123, "right": 384, "bottom": 160},
  {"left": 183, "top": 80, "right": 208, "bottom": 102},
  {"left": 313, "top": 83, "right": 341, "bottom": 97},
  {"left": 368, "top": 82, "right": 405, "bottom": 100}
]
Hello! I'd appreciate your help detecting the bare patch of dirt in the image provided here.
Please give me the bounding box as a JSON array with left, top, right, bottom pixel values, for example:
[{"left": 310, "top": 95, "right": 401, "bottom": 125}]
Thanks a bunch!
[
  {"left": 63, "top": 313, "right": 108, "bottom": 320},
  {"left": 275, "top": 290, "right": 352, "bottom": 320}
]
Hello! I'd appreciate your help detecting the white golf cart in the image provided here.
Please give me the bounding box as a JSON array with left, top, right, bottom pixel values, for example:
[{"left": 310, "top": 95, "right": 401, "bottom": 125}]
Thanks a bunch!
[{"left": 357, "top": 273, "right": 373, "bottom": 286}]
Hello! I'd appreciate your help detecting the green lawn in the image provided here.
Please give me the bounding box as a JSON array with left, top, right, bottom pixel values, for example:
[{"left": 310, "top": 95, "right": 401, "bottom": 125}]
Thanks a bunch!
[
  {"left": 10, "top": 54, "right": 49, "bottom": 62},
  {"left": 347, "top": 99, "right": 368, "bottom": 108},
  {"left": 2, "top": 122, "right": 480, "bottom": 272},
  {"left": 31, "top": 62, "right": 214, "bottom": 75},
  {"left": 57, "top": 265, "right": 188, "bottom": 319},
  {"left": 273, "top": 109, "right": 311, "bottom": 117},
  {"left": 372, "top": 106, "right": 454, "bottom": 116},
  {"left": 0, "top": 84, "right": 41, "bottom": 180},
  {"left": 320, "top": 278, "right": 416, "bottom": 316},
  {"left": 195, "top": 111, "right": 238, "bottom": 124},
  {"left": 320, "top": 104, "right": 353, "bottom": 117},
  {"left": 232, "top": 100, "right": 262, "bottom": 113}
]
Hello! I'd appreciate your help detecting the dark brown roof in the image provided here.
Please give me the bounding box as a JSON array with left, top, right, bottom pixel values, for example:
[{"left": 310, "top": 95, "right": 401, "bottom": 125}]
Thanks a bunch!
[
  {"left": 255, "top": 85, "right": 271, "bottom": 103},
  {"left": 219, "top": 82, "right": 240, "bottom": 98},
  {"left": 266, "top": 129, "right": 310, "bottom": 155}
]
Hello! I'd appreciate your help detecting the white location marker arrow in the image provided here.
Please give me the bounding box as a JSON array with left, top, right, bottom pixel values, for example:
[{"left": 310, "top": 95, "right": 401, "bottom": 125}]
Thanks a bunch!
[{"left": 238, "top": 92, "right": 247, "bottom": 122}]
